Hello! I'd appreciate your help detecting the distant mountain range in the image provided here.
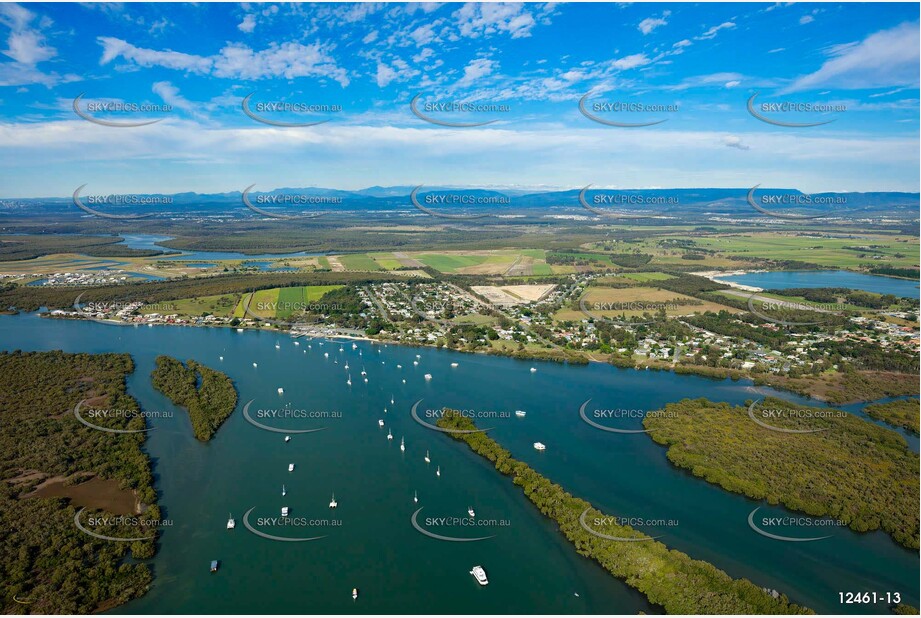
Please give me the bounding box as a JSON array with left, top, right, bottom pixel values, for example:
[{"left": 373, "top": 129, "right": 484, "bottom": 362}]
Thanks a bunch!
[{"left": 1, "top": 186, "right": 918, "bottom": 219}]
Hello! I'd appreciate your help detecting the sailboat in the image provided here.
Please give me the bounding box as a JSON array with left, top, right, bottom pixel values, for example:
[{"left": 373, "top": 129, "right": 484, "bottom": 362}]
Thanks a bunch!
[
  {"left": 400, "top": 437, "right": 405, "bottom": 452},
  {"left": 378, "top": 419, "right": 384, "bottom": 427},
  {"left": 360, "top": 367, "right": 367, "bottom": 376},
  {"left": 282, "top": 484, "right": 286, "bottom": 497},
  {"left": 390, "top": 395, "right": 394, "bottom": 404},
  {"left": 275, "top": 343, "right": 280, "bottom": 349},
  {"left": 352, "top": 343, "right": 357, "bottom": 350},
  {"left": 436, "top": 466, "right": 441, "bottom": 477},
  {"left": 424, "top": 373, "right": 432, "bottom": 381},
  {"left": 346, "top": 374, "right": 352, "bottom": 386},
  {"left": 424, "top": 450, "right": 430, "bottom": 463},
  {"left": 329, "top": 493, "right": 337, "bottom": 509},
  {"left": 227, "top": 513, "right": 235, "bottom": 529},
  {"left": 352, "top": 588, "right": 358, "bottom": 600},
  {"left": 284, "top": 435, "right": 291, "bottom": 443},
  {"left": 413, "top": 490, "right": 418, "bottom": 504},
  {"left": 387, "top": 429, "right": 393, "bottom": 441},
  {"left": 467, "top": 506, "right": 476, "bottom": 517},
  {"left": 219, "top": 356, "right": 224, "bottom": 361},
  {"left": 253, "top": 362, "right": 258, "bottom": 368},
  {"left": 324, "top": 352, "right": 329, "bottom": 358},
  {"left": 344, "top": 362, "right": 349, "bottom": 370},
  {"left": 277, "top": 387, "right": 284, "bottom": 394}
]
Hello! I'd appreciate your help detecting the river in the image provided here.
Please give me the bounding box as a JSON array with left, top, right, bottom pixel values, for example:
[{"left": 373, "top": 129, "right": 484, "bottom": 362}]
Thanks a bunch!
[{"left": 0, "top": 313, "right": 916, "bottom": 614}]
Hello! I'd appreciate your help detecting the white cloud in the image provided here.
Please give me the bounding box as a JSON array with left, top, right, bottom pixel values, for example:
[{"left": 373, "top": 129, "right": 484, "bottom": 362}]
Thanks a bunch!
[
  {"left": 799, "top": 15, "right": 814, "bottom": 25},
  {"left": 611, "top": 53, "right": 651, "bottom": 71},
  {"left": 638, "top": 11, "right": 669, "bottom": 35},
  {"left": 453, "top": 3, "right": 540, "bottom": 39},
  {"left": 362, "top": 30, "right": 379, "bottom": 44},
  {"left": 722, "top": 135, "right": 749, "bottom": 150},
  {"left": 238, "top": 14, "right": 256, "bottom": 33},
  {"left": 0, "top": 4, "right": 56, "bottom": 65},
  {"left": 724, "top": 80, "right": 741, "bottom": 88},
  {"left": 97, "top": 37, "right": 350, "bottom": 86},
  {"left": 457, "top": 57, "right": 498, "bottom": 86},
  {"left": 696, "top": 22, "right": 735, "bottom": 41},
  {"left": 784, "top": 22, "right": 920, "bottom": 92}
]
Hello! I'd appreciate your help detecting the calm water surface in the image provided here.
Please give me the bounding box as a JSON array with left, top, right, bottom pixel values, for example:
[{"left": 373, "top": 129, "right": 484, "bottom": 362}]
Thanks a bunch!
[{"left": 0, "top": 313, "right": 916, "bottom": 614}]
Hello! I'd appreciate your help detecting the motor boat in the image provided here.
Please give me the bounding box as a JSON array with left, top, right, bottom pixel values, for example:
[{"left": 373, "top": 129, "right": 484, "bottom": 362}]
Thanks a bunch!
[
  {"left": 533, "top": 442, "right": 546, "bottom": 451},
  {"left": 227, "top": 514, "right": 235, "bottom": 529},
  {"left": 288, "top": 463, "right": 295, "bottom": 471},
  {"left": 470, "top": 566, "right": 488, "bottom": 586}
]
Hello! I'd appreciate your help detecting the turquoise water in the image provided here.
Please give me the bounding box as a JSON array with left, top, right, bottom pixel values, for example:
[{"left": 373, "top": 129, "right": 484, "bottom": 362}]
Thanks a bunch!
[
  {"left": 0, "top": 313, "right": 916, "bottom": 614},
  {"left": 115, "top": 234, "right": 323, "bottom": 262},
  {"left": 722, "top": 270, "right": 920, "bottom": 299}
]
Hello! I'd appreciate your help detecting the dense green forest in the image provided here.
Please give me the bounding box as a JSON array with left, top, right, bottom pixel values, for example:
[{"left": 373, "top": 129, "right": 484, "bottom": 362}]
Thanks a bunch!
[
  {"left": 643, "top": 397, "right": 919, "bottom": 549},
  {"left": 150, "top": 356, "right": 238, "bottom": 441},
  {"left": 436, "top": 411, "right": 811, "bottom": 615},
  {"left": 863, "top": 398, "right": 920, "bottom": 434},
  {"left": 0, "top": 350, "right": 157, "bottom": 613}
]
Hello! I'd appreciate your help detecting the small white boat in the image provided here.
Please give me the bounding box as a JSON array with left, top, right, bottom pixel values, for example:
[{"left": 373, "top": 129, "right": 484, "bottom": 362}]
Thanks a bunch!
[
  {"left": 211, "top": 560, "right": 219, "bottom": 572},
  {"left": 347, "top": 375, "right": 352, "bottom": 386},
  {"left": 400, "top": 437, "right": 405, "bottom": 452},
  {"left": 533, "top": 442, "right": 546, "bottom": 451},
  {"left": 288, "top": 463, "right": 295, "bottom": 471},
  {"left": 413, "top": 490, "right": 418, "bottom": 503},
  {"left": 515, "top": 410, "right": 526, "bottom": 418},
  {"left": 284, "top": 435, "right": 291, "bottom": 443},
  {"left": 237, "top": 328, "right": 244, "bottom": 332},
  {"left": 390, "top": 395, "right": 394, "bottom": 404},
  {"left": 424, "top": 450, "right": 431, "bottom": 463},
  {"left": 530, "top": 367, "right": 537, "bottom": 373},
  {"left": 352, "top": 588, "right": 358, "bottom": 600},
  {"left": 339, "top": 346, "right": 344, "bottom": 352},
  {"left": 451, "top": 362, "right": 458, "bottom": 368},
  {"left": 324, "top": 352, "right": 329, "bottom": 358},
  {"left": 282, "top": 484, "right": 286, "bottom": 496},
  {"left": 227, "top": 514, "right": 235, "bottom": 529},
  {"left": 329, "top": 493, "right": 337, "bottom": 509},
  {"left": 424, "top": 373, "right": 432, "bottom": 381},
  {"left": 281, "top": 506, "right": 289, "bottom": 517},
  {"left": 468, "top": 507, "right": 475, "bottom": 518},
  {"left": 344, "top": 362, "right": 349, "bottom": 370},
  {"left": 378, "top": 419, "right": 384, "bottom": 427},
  {"left": 275, "top": 343, "right": 280, "bottom": 349},
  {"left": 277, "top": 387, "right": 284, "bottom": 394},
  {"left": 219, "top": 356, "right": 224, "bottom": 361},
  {"left": 397, "top": 364, "right": 402, "bottom": 369},
  {"left": 470, "top": 565, "right": 488, "bottom": 586},
  {"left": 352, "top": 343, "right": 357, "bottom": 350},
  {"left": 436, "top": 466, "right": 441, "bottom": 477},
  {"left": 387, "top": 429, "right": 393, "bottom": 441},
  {"left": 363, "top": 378, "right": 368, "bottom": 383},
  {"left": 416, "top": 354, "right": 421, "bottom": 359},
  {"left": 413, "top": 361, "right": 418, "bottom": 366},
  {"left": 402, "top": 379, "right": 406, "bottom": 384},
  {"left": 252, "top": 362, "right": 258, "bottom": 368},
  {"left": 361, "top": 368, "right": 367, "bottom": 376},
  {"left": 294, "top": 341, "right": 300, "bottom": 346}
]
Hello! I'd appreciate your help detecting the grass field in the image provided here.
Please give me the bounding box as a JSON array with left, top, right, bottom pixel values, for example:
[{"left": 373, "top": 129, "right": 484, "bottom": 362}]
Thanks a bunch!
[
  {"left": 234, "top": 285, "right": 344, "bottom": 319},
  {"left": 338, "top": 254, "right": 383, "bottom": 271},
  {"left": 138, "top": 293, "right": 240, "bottom": 317},
  {"left": 664, "top": 233, "right": 919, "bottom": 269},
  {"left": 555, "top": 286, "right": 738, "bottom": 321},
  {"left": 368, "top": 253, "right": 404, "bottom": 270},
  {"left": 623, "top": 272, "right": 676, "bottom": 282}
]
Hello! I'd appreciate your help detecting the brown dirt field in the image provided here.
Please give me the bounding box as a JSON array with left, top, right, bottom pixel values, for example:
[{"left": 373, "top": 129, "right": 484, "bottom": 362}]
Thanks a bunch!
[{"left": 27, "top": 475, "right": 139, "bottom": 515}]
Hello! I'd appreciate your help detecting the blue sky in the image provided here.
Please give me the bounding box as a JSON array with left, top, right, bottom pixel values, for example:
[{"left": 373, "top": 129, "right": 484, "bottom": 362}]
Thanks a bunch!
[{"left": 0, "top": 2, "right": 918, "bottom": 197}]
